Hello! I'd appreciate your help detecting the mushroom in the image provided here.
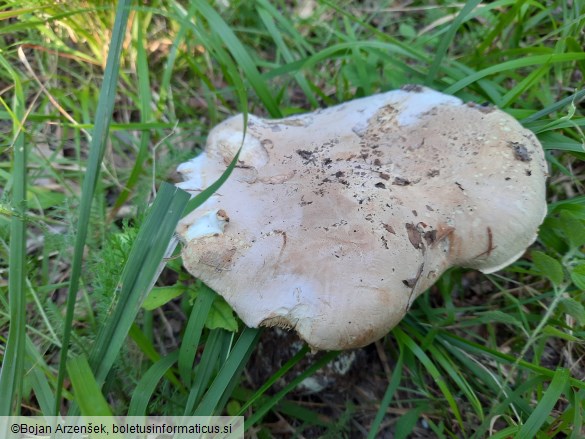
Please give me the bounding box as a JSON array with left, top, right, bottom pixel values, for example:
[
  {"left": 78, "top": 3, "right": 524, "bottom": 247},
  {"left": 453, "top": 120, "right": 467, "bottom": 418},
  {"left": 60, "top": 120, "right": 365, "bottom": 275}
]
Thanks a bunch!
[{"left": 176, "top": 85, "right": 548, "bottom": 351}]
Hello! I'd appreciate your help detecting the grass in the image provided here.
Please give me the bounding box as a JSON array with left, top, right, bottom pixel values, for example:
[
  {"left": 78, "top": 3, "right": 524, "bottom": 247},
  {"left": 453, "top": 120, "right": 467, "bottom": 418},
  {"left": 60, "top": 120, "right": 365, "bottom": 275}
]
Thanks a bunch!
[{"left": 0, "top": 0, "right": 584, "bottom": 437}]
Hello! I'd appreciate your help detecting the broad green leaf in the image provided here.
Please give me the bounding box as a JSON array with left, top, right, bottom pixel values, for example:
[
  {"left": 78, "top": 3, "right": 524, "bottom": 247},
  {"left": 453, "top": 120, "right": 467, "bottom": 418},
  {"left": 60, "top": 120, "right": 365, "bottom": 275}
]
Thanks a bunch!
[
  {"left": 570, "top": 263, "right": 585, "bottom": 291},
  {"left": 559, "top": 296, "right": 585, "bottom": 326},
  {"left": 542, "top": 325, "right": 581, "bottom": 342},
  {"left": 395, "top": 405, "right": 428, "bottom": 439},
  {"left": 559, "top": 210, "right": 585, "bottom": 248},
  {"left": 398, "top": 23, "right": 417, "bottom": 39},
  {"left": 532, "top": 251, "right": 564, "bottom": 286},
  {"left": 142, "top": 285, "right": 185, "bottom": 311},
  {"left": 27, "top": 187, "right": 66, "bottom": 210},
  {"left": 207, "top": 298, "right": 238, "bottom": 332}
]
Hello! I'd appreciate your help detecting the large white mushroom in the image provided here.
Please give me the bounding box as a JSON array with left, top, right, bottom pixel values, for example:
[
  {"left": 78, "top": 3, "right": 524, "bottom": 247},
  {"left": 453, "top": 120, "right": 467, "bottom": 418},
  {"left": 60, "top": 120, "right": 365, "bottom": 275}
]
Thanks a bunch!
[{"left": 176, "top": 85, "right": 548, "bottom": 351}]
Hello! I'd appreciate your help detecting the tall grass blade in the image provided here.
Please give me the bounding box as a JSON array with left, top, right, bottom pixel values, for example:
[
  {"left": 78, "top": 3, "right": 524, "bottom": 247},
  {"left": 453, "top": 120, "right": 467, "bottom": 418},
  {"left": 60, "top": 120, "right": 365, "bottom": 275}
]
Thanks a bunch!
[
  {"left": 521, "top": 88, "right": 585, "bottom": 124},
  {"left": 193, "top": 0, "right": 281, "bottom": 117},
  {"left": 184, "top": 148, "right": 242, "bottom": 215},
  {"left": 570, "top": 389, "right": 584, "bottom": 439},
  {"left": 67, "top": 355, "right": 113, "bottom": 417},
  {"left": 128, "top": 324, "right": 183, "bottom": 390},
  {"left": 444, "top": 53, "right": 585, "bottom": 94},
  {"left": 194, "top": 327, "right": 261, "bottom": 416},
  {"left": 173, "top": 0, "right": 249, "bottom": 123},
  {"left": 88, "top": 183, "right": 189, "bottom": 386},
  {"left": 394, "top": 327, "right": 464, "bottom": 431},
  {"left": 237, "top": 345, "right": 309, "bottom": 415},
  {"left": 55, "top": 0, "right": 132, "bottom": 414},
  {"left": 367, "top": 348, "right": 404, "bottom": 439},
  {"left": 426, "top": 0, "right": 483, "bottom": 84},
  {"left": 25, "top": 338, "right": 55, "bottom": 415},
  {"left": 0, "top": 53, "right": 27, "bottom": 416},
  {"left": 111, "top": 12, "right": 153, "bottom": 215},
  {"left": 517, "top": 368, "right": 570, "bottom": 439},
  {"left": 128, "top": 352, "right": 180, "bottom": 416},
  {"left": 243, "top": 350, "right": 339, "bottom": 429},
  {"left": 159, "top": 1, "right": 196, "bottom": 113},
  {"left": 184, "top": 329, "right": 229, "bottom": 415},
  {"left": 255, "top": 0, "right": 318, "bottom": 107},
  {"left": 443, "top": 333, "right": 585, "bottom": 390},
  {"left": 179, "top": 284, "right": 216, "bottom": 388}
]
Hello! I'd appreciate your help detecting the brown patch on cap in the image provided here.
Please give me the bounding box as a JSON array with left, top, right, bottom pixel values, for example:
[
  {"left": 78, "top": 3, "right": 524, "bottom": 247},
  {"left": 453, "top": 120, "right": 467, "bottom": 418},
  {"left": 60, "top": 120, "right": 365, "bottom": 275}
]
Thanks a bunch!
[
  {"left": 393, "top": 177, "right": 411, "bottom": 186},
  {"left": 424, "top": 230, "right": 437, "bottom": 245},
  {"left": 405, "top": 223, "right": 424, "bottom": 250},
  {"left": 509, "top": 142, "right": 532, "bottom": 162},
  {"left": 383, "top": 223, "right": 396, "bottom": 234}
]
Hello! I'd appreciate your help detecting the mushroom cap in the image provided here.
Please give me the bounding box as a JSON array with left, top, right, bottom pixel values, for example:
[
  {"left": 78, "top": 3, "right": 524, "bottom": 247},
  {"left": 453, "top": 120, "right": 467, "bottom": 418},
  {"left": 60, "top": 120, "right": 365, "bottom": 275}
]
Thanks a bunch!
[{"left": 177, "top": 86, "right": 548, "bottom": 351}]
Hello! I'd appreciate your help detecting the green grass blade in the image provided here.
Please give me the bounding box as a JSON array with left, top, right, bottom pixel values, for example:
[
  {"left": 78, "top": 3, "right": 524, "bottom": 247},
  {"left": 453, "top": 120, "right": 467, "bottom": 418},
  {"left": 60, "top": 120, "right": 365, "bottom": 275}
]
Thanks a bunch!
[
  {"left": 193, "top": 0, "right": 281, "bottom": 117},
  {"left": 173, "top": 1, "right": 249, "bottom": 121},
  {"left": 243, "top": 350, "right": 339, "bottom": 429},
  {"left": 54, "top": 0, "right": 132, "bottom": 414},
  {"left": 194, "top": 327, "right": 261, "bottom": 416},
  {"left": 275, "top": 400, "right": 330, "bottom": 428},
  {"left": 521, "top": 88, "right": 585, "bottom": 124},
  {"left": 394, "top": 405, "right": 429, "bottom": 439},
  {"left": 184, "top": 329, "right": 228, "bottom": 415},
  {"left": 179, "top": 284, "right": 216, "bottom": 388},
  {"left": 489, "top": 425, "right": 521, "bottom": 439},
  {"left": 0, "top": 52, "right": 27, "bottom": 416},
  {"left": 111, "top": 11, "right": 154, "bottom": 215},
  {"left": 88, "top": 183, "right": 189, "bottom": 386},
  {"left": 426, "top": 0, "right": 483, "bottom": 84},
  {"left": 444, "top": 53, "right": 585, "bottom": 94},
  {"left": 128, "top": 351, "right": 179, "bottom": 416},
  {"left": 500, "top": 64, "right": 550, "bottom": 108},
  {"left": 442, "top": 331, "right": 585, "bottom": 390},
  {"left": 128, "top": 324, "right": 184, "bottom": 390},
  {"left": 394, "top": 327, "right": 464, "bottom": 431},
  {"left": 4, "top": 2, "right": 584, "bottom": 435},
  {"left": 427, "top": 343, "right": 484, "bottom": 420},
  {"left": 569, "top": 389, "right": 584, "bottom": 439},
  {"left": 67, "top": 355, "right": 113, "bottom": 417},
  {"left": 367, "top": 348, "right": 404, "bottom": 439},
  {"left": 517, "top": 368, "right": 570, "bottom": 439},
  {"left": 25, "top": 337, "right": 55, "bottom": 416},
  {"left": 472, "top": 376, "right": 547, "bottom": 438},
  {"left": 237, "top": 345, "right": 309, "bottom": 416},
  {"left": 256, "top": 0, "right": 318, "bottom": 107},
  {"left": 184, "top": 148, "right": 242, "bottom": 215},
  {"left": 159, "top": 1, "right": 197, "bottom": 113}
]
